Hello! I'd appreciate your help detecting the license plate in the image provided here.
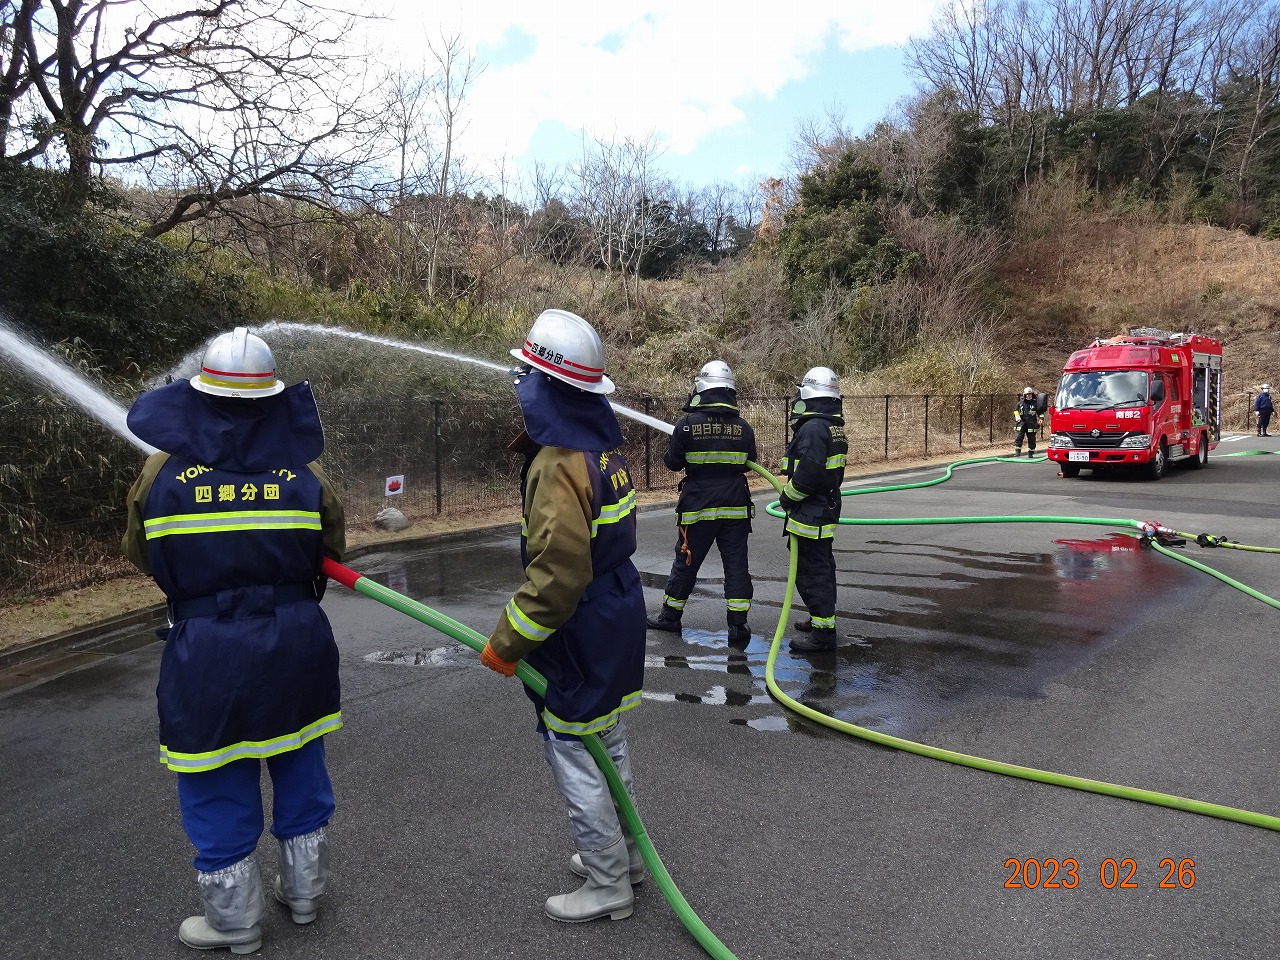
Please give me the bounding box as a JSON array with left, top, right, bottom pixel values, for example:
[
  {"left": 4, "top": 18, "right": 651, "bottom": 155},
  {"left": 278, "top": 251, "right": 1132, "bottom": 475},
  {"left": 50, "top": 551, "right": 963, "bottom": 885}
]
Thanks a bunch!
[{"left": 1068, "top": 451, "right": 1090, "bottom": 462}]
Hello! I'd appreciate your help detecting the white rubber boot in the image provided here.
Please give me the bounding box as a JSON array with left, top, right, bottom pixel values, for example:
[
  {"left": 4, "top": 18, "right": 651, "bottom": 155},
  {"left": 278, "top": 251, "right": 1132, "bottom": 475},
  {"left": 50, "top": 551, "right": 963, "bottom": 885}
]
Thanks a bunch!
[
  {"left": 546, "top": 835, "right": 634, "bottom": 922},
  {"left": 275, "top": 827, "right": 329, "bottom": 924},
  {"left": 177, "top": 917, "right": 262, "bottom": 955},
  {"left": 567, "top": 721, "right": 647, "bottom": 885},
  {"left": 570, "top": 833, "right": 646, "bottom": 885},
  {"left": 179, "top": 856, "right": 265, "bottom": 954}
]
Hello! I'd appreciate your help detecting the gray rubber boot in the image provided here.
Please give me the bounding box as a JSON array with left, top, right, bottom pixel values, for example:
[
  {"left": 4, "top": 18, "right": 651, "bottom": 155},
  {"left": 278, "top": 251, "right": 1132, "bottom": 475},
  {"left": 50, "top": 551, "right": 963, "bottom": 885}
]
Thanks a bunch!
[
  {"left": 546, "top": 835, "right": 634, "bottom": 922},
  {"left": 564, "top": 721, "right": 647, "bottom": 885},
  {"left": 570, "top": 836, "right": 645, "bottom": 885},
  {"left": 179, "top": 856, "right": 265, "bottom": 954},
  {"left": 275, "top": 827, "right": 329, "bottom": 924}
]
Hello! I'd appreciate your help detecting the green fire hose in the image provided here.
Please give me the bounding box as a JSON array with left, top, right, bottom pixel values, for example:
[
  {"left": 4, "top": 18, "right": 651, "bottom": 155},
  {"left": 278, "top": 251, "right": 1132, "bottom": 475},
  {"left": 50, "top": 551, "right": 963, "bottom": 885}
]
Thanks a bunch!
[
  {"left": 321, "top": 556, "right": 739, "bottom": 960},
  {"left": 324, "top": 447, "right": 1279, "bottom": 959},
  {"left": 760, "top": 452, "right": 1280, "bottom": 832}
]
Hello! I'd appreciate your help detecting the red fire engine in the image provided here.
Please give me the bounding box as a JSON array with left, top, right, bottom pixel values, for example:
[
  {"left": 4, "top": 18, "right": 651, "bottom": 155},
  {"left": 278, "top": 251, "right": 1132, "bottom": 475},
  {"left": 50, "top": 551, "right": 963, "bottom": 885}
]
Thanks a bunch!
[{"left": 1047, "top": 327, "right": 1223, "bottom": 480}]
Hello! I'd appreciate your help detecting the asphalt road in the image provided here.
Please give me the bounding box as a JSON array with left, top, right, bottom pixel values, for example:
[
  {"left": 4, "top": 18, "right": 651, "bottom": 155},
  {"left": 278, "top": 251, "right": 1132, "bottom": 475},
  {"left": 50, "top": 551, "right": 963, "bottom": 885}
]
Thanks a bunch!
[{"left": 1, "top": 436, "right": 1277, "bottom": 960}]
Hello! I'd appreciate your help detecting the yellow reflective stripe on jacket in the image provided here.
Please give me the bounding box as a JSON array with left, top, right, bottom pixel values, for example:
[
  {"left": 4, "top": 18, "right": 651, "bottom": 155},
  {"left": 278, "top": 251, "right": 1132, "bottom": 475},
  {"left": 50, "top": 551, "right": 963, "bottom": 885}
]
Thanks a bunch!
[
  {"left": 541, "top": 689, "right": 643, "bottom": 737},
  {"left": 825, "top": 454, "right": 846, "bottom": 469},
  {"left": 779, "top": 456, "right": 792, "bottom": 471},
  {"left": 678, "top": 505, "right": 752, "bottom": 524},
  {"left": 684, "top": 450, "right": 749, "bottom": 465},
  {"left": 782, "top": 480, "right": 805, "bottom": 501},
  {"left": 144, "top": 509, "right": 322, "bottom": 539},
  {"left": 158, "top": 712, "right": 342, "bottom": 772},
  {"left": 784, "top": 516, "right": 837, "bottom": 539},
  {"left": 590, "top": 489, "right": 636, "bottom": 537},
  {"left": 505, "top": 598, "right": 554, "bottom": 642}
]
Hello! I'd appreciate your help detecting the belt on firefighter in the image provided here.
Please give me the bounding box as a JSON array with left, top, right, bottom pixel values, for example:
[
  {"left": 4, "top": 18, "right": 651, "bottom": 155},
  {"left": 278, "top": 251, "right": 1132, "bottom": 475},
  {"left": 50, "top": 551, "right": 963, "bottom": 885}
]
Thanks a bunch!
[
  {"left": 582, "top": 566, "right": 627, "bottom": 603},
  {"left": 168, "top": 581, "right": 319, "bottom": 621}
]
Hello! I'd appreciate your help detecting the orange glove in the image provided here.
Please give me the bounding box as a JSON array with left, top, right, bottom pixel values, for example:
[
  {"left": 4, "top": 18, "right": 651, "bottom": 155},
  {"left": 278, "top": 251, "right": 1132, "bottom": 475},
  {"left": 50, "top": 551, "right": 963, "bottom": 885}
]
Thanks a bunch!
[{"left": 480, "top": 641, "right": 519, "bottom": 677}]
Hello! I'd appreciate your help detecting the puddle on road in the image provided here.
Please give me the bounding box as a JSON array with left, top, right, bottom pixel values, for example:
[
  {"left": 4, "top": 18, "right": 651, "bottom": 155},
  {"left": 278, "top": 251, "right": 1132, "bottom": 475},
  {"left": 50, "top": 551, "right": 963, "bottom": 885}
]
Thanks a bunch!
[{"left": 359, "top": 532, "right": 1196, "bottom": 739}]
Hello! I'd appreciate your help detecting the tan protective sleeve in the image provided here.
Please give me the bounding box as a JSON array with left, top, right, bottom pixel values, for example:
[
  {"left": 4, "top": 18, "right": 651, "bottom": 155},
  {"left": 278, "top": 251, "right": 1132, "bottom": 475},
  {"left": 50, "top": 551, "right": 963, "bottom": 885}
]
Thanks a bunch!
[
  {"left": 308, "top": 460, "right": 347, "bottom": 561},
  {"left": 488, "top": 447, "right": 595, "bottom": 662},
  {"left": 120, "top": 452, "right": 171, "bottom": 575}
]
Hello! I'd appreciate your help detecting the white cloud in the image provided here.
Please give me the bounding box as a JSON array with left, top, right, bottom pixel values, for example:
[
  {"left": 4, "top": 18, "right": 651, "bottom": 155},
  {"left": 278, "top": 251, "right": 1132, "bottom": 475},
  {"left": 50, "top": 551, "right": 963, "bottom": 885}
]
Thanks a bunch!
[{"left": 377, "top": 1, "right": 943, "bottom": 172}]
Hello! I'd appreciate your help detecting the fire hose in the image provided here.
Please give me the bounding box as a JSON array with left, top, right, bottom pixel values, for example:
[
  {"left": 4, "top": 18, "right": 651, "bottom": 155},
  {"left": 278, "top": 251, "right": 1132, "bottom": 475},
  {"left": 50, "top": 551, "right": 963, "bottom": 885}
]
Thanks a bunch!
[{"left": 326, "top": 450, "right": 1280, "bottom": 960}]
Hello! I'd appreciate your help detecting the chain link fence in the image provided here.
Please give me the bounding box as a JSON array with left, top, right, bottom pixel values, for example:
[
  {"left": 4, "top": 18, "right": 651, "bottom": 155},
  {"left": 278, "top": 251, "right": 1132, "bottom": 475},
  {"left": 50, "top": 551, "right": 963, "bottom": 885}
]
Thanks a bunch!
[{"left": 3, "top": 392, "right": 1028, "bottom": 602}]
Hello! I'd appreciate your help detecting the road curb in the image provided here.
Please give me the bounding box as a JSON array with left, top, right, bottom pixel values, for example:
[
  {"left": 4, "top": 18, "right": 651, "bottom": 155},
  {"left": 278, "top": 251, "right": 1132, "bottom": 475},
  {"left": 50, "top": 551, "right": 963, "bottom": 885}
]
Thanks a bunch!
[{"left": 0, "top": 602, "right": 168, "bottom": 671}]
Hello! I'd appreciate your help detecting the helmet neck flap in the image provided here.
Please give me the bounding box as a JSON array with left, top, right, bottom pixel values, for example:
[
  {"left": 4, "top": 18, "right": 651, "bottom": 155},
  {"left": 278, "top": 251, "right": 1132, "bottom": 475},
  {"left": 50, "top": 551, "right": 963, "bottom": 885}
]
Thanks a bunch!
[
  {"left": 127, "top": 380, "right": 324, "bottom": 470},
  {"left": 513, "top": 369, "right": 623, "bottom": 452}
]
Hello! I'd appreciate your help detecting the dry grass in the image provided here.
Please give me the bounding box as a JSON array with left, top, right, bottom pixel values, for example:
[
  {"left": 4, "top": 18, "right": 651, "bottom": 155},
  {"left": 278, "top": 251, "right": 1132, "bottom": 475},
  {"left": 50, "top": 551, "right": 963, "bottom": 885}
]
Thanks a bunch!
[{"left": 998, "top": 217, "right": 1280, "bottom": 396}]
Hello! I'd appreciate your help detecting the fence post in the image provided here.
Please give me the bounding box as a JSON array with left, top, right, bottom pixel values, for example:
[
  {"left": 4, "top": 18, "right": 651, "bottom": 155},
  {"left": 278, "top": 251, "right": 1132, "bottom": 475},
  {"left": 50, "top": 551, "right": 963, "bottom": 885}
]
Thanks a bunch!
[
  {"left": 988, "top": 394, "right": 995, "bottom": 443},
  {"left": 924, "top": 395, "right": 930, "bottom": 456},
  {"left": 883, "top": 395, "right": 890, "bottom": 460},
  {"left": 959, "top": 394, "right": 964, "bottom": 448},
  {"left": 433, "top": 400, "right": 443, "bottom": 514},
  {"left": 643, "top": 396, "right": 653, "bottom": 490}
]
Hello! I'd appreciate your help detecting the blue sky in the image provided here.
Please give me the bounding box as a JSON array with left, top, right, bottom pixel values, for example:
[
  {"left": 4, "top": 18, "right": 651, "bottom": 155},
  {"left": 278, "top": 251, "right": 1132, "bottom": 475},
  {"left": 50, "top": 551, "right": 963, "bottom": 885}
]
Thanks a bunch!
[{"left": 378, "top": 2, "right": 944, "bottom": 191}]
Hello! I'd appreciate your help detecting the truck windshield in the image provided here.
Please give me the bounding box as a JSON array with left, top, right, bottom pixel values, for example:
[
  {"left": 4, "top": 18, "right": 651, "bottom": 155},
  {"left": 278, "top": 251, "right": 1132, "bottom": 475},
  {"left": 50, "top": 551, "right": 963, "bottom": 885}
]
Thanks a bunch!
[{"left": 1056, "top": 370, "right": 1149, "bottom": 410}]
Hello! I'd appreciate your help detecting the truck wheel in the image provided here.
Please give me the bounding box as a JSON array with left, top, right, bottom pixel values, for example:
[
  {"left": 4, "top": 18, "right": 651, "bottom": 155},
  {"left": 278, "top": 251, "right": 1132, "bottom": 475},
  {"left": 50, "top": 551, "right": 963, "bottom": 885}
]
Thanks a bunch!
[
  {"left": 1189, "top": 433, "right": 1209, "bottom": 469},
  {"left": 1061, "top": 463, "right": 1081, "bottom": 478},
  {"left": 1145, "top": 440, "right": 1168, "bottom": 481}
]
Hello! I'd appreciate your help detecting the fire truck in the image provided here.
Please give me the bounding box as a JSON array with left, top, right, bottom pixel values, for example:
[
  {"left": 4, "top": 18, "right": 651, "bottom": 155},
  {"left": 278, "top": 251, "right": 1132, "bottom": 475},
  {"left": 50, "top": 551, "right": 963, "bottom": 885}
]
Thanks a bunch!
[{"left": 1047, "top": 327, "right": 1223, "bottom": 480}]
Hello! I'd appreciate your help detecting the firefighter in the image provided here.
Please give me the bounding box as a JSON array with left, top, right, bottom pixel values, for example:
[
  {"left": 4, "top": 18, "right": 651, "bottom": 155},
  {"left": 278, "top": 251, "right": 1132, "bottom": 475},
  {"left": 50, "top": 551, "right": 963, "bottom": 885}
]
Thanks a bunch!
[
  {"left": 480, "top": 309, "right": 647, "bottom": 924},
  {"left": 646, "top": 360, "right": 758, "bottom": 646},
  {"left": 1013, "top": 386, "right": 1043, "bottom": 456},
  {"left": 781, "top": 367, "right": 848, "bottom": 653},
  {"left": 121, "top": 328, "right": 346, "bottom": 955},
  {"left": 1255, "top": 384, "right": 1273, "bottom": 436}
]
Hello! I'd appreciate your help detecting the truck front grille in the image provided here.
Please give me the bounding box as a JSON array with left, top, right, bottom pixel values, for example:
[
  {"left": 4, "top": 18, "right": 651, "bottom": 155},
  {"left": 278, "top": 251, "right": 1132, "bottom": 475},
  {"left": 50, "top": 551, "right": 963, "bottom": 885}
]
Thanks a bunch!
[{"left": 1063, "top": 431, "right": 1131, "bottom": 450}]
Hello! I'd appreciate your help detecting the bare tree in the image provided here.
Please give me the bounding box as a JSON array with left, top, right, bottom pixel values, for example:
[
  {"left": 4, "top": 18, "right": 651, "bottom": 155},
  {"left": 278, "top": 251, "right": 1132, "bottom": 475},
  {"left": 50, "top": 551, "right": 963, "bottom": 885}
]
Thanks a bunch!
[
  {"left": 4, "top": 0, "right": 381, "bottom": 233},
  {"left": 570, "top": 132, "right": 672, "bottom": 307},
  {"left": 418, "top": 30, "right": 482, "bottom": 300},
  {"left": 0, "top": 0, "right": 38, "bottom": 156},
  {"left": 692, "top": 180, "right": 758, "bottom": 260}
]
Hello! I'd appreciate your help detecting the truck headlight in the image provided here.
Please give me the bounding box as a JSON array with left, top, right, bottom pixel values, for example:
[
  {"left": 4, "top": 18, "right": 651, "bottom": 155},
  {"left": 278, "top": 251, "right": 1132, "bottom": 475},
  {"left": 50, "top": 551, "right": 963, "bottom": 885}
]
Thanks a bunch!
[
  {"left": 1119, "top": 434, "right": 1151, "bottom": 449},
  {"left": 1049, "top": 433, "right": 1074, "bottom": 448}
]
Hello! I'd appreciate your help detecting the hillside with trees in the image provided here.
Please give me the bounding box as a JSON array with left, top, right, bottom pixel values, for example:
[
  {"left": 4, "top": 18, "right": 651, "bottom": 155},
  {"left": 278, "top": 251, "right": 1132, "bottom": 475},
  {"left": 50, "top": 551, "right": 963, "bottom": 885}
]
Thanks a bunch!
[{"left": 2, "top": 0, "right": 1279, "bottom": 400}]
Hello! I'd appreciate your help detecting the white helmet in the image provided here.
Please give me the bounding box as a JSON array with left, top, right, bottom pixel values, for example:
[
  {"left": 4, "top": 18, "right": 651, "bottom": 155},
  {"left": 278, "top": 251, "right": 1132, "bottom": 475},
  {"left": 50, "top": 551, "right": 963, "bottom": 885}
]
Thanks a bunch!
[
  {"left": 190, "top": 327, "right": 285, "bottom": 398},
  {"left": 695, "top": 360, "right": 735, "bottom": 393},
  {"left": 511, "top": 309, "right": 614, "bottom": 395},
  {"left": 1023, "top": 386, "right": 1035, "bottom": 397},
  {"left": 1263, "top": 384, "right": 1272, "bottom": 392},
  {"left": 799, "top": 366, "right": 840, "bottom": 400}
]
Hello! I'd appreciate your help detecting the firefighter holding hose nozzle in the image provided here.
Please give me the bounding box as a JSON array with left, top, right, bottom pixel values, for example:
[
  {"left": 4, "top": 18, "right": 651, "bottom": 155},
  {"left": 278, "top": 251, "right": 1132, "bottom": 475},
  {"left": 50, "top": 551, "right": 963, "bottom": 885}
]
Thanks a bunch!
[
  {"left": 480, "top": 309, "right": 647, "bottom": 924},
  {"left": 646, "top": 359, "right": 758, "bottom": 647},
  {"left": 781, "top": 366, "right": 848, "bottom": 653},
  {"left": 121, "top": 328, "right": 346, "bottom": 955}
]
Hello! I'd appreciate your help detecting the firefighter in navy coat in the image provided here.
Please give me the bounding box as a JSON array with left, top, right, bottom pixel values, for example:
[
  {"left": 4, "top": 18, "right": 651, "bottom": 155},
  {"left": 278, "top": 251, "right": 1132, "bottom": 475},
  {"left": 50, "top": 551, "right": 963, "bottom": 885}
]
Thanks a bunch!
[
  {"left": 780, "top": 366, "right": 848, "bottom": 653},
  {"left": 480, "top": 309, "right": 647, "bottom": 924},
  {"left": 122, "top": 328, "right": 345, "bottom": 954},
  {"left": 646, "top": 360, "right": 757, "bottom": 645}
]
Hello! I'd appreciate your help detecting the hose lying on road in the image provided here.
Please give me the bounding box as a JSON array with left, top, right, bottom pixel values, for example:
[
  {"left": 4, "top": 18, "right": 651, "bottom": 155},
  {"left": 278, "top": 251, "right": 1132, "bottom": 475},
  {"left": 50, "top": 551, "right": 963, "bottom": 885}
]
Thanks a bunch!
[
  {"left": 761, "top": 452, "right": 1280, "bottom": 833},
  {"left": 326, "top": 448, "right": 1279, "bottom": 960},
  {"left": 321, "top": 556, "right": 741, "bottom": 960}
]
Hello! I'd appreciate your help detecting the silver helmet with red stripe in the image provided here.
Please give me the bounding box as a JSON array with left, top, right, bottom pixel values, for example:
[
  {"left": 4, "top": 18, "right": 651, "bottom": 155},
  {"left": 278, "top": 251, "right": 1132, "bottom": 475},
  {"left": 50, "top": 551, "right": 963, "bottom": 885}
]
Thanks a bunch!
[
  {"left": 190, "top": 327, "right": 285, "bottom": 398},
  {"left": 510, "top": 309, "right": 615, "bottom": 395}
]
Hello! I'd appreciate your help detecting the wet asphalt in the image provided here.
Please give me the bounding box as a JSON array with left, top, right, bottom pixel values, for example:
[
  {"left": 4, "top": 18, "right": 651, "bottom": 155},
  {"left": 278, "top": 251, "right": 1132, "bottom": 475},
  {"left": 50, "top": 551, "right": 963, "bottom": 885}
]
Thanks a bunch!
[{"left": 1, "top": 438, "right": 1278, "bottom": 960}]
